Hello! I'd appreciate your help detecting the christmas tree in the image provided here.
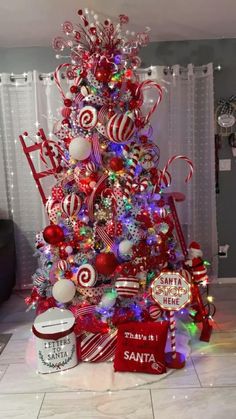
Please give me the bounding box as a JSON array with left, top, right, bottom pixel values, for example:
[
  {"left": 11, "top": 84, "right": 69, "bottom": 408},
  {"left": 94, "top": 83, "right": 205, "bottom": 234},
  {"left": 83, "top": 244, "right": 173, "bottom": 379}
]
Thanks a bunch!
[{"left": 20, "top": 9, "right": 206, "bottom": 365}]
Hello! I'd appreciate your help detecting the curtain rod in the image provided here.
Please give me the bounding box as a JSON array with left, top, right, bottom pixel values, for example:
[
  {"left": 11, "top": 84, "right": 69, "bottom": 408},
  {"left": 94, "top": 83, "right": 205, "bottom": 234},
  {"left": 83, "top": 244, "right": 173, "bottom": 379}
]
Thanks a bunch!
[{"left": 0, "top": 65, "right": 222, "bottom": 82}]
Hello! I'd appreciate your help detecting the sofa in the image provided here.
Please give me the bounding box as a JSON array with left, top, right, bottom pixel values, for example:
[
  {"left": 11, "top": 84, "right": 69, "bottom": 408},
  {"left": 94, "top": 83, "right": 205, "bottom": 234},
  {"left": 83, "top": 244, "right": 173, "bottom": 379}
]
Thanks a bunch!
[{"left": 0, "top": 220, "right": 16, "bottom": 303}]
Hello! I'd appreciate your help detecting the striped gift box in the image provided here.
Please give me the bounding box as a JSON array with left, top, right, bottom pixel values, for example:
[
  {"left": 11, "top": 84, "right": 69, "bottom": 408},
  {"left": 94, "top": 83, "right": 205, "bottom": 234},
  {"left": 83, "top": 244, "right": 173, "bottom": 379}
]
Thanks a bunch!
[
  {"left": 78, "top": 330, "right": 117, "bottom": 362},
  {"left": 115, "top": 277, "right": 140, "bottom": 298}
]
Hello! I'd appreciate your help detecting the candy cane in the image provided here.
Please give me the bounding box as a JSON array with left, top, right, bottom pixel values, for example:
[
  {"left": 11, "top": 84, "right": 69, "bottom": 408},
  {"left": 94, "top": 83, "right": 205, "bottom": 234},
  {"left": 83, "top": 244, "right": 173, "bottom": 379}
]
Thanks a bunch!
[
  {"left": 123, "top": 144, "right": 141, "bottom": 199},
  {"left": 135, "top": 80, "right": 163, "bottom": 126},
  {"left": 54, "top": 63, "right": 82, "bottom": 99},
  {"left": 169, "top": 310, "right": 177, "bottom": 359},
  {"left": 87, "top": 173, "right": 108, "bottom": 220},
  {"left": 161, "top": 155, "right": 193, "bottom": 185}
]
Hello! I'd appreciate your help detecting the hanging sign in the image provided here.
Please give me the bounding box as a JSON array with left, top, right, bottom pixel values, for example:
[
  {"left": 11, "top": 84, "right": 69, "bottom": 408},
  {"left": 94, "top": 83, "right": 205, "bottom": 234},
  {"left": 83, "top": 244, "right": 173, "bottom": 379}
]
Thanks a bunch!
[
  {"left": 151, "top": 271, "right": 191, "bottom": 311},
  {"left": 217, "top": 114, "right": 235, "bottom": 128}
]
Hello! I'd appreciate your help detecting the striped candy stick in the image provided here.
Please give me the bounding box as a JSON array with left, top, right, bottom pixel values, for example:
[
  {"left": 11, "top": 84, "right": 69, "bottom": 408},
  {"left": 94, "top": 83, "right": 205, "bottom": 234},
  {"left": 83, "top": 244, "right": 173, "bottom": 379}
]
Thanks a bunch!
[
  {"left": 123, "top": 143, "right": 141, "bottom": 200},
  {"left": 160, "top": 155, "right": 194, "bottom": 186},
  {"left": 169, "top": 310, "right": 177, "bottom": 359}
]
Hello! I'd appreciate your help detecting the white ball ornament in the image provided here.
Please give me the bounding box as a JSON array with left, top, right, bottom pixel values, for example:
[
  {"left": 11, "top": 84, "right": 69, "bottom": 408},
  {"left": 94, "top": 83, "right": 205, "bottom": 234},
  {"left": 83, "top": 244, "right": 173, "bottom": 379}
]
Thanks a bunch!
[
  {"left": 118, "top": 240, "right": 133, "bottom": 256},
  {"left": 69, "top": 137, "right": 91, "bottom": 161},
  {"left": 52, "top": 279, "right": 76, "bottom": 303}
]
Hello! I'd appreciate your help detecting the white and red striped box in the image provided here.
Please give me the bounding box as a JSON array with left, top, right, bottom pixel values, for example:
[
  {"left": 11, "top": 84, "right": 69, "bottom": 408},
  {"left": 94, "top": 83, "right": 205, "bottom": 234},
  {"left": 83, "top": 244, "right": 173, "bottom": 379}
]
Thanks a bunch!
[
  {"left": 77, "top": 330, "right": 117, "bottom": 362},
  {"left": 32, "top": 307, "right": 78, "bottom": 374}
]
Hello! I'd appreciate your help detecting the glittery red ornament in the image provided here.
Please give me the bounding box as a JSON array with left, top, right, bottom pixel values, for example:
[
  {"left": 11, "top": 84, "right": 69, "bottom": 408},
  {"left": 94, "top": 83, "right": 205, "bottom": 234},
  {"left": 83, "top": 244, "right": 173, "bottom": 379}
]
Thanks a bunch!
[
  {"left": 43, "top": 225, "right": 64, "bottom": 245},
  {"left": 64, "top": 98, "right": 72, "bottom": 107},
  {"left": 95, "top": 67, "right": 110, "bottom": 82},
  {"left": 70, "top": 85, "right": 78, "bottom": 94},
  {"left": 109, "top": 157, "right": 124, "bottom": 172},
  {"left": 95, "top": 252, "right": 118, "bottom": 276}
]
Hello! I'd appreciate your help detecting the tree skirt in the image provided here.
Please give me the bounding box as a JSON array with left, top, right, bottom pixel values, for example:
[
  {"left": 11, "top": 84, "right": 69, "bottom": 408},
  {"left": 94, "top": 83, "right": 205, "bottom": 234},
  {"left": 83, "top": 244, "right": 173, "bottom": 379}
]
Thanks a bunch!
[{"left": 26, "top": 319, "right": 191, "bottom": 391}]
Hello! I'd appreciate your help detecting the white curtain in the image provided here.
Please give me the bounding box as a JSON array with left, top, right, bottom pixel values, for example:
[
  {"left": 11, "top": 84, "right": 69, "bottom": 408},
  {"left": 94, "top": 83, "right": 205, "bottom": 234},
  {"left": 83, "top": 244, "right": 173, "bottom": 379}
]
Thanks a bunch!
[
  {"left": 0, "top": 64, "right": 218, "bottom": 289},
  {"left": 140, "top": 63, "right": 218, "bottom": 276},
  {"left": 0, "top": 71, "right": 63, "bottom": 289}
]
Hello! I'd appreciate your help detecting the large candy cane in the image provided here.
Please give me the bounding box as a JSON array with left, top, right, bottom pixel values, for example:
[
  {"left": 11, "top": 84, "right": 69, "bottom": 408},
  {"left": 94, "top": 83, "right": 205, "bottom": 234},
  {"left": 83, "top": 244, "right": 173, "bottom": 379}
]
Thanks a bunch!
[
  {"left": 161, "top": 155, "right": 193, "bottom": 185},
  {"left": 135, "top": 80, "right": 163, "bottom": 126},
  {"left": 54, "top": 63, "right": 82, "bottom": 99},
  {"left": 123, "top": 142, "right": 141, "bottom": 200}
]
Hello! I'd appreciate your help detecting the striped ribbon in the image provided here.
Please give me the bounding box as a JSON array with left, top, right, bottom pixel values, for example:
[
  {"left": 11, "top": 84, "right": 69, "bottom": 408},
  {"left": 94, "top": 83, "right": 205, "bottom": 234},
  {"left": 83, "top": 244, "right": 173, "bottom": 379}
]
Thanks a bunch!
[
  {"left": 92, "top": 133, "right": 103, "bottom": 165},
  {"left": 161, "top": 155, "right": 194, "bottom": 185},
  {"left": 95, "top": 225, "right": 115, "bottom": 249},
  {"left": 169, "top": 310, "right": 177, "bottom": 359},
  {"left": 123, "top": 144, "right": 141, "bottom": 199}
]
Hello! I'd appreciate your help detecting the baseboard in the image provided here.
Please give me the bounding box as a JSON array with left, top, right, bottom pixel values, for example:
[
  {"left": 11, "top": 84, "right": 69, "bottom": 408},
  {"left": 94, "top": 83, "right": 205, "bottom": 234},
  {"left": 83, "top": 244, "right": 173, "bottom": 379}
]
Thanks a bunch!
[{"left": 214, "top": 277, "right": 236, "bottom": 284}]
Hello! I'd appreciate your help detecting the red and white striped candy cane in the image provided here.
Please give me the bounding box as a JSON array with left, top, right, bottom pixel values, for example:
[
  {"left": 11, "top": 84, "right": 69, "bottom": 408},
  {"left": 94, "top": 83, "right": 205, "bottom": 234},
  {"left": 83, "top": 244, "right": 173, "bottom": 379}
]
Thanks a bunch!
[
  {"left": 161, "top": 155, "right": 194, "bottom": 185},
  {"left": 169, "top": 310, "right": 177, "bottom": 359},
  {"left": 123, "top": 143, "right": 141, "bottom": 199},
  {"left": 135, "top": 80, "right": 163, "bottom": 126},
  {"left": 54, "top": 63, "right": 82, "bottom": 99}
]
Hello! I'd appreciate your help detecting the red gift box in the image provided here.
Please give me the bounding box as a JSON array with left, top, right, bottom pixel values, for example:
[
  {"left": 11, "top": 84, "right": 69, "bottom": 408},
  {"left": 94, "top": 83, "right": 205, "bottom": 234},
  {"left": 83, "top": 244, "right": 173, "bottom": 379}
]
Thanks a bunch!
[{"left": 114, "top": 321, "right": 169, "bottom": 374}]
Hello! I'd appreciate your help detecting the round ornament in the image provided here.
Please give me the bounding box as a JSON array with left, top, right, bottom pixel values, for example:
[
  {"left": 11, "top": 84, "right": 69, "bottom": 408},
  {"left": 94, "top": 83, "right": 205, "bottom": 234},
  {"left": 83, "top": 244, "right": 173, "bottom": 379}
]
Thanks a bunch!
[
  {"left": 52, "top": 279, "right": 76, "bottom": 303},
  {"left": 115, "top": 276, "right": 140, "bottom": 297},
  {"left": 106, "top": 113, "right": 135, "bottom": 143},
  {"left": 43, "top": 225, "right": 64, "bottom": 245},
  {"left": 149, "top": 305, "right": 163, "bottom": 320},
  {"left": 109, "top": 157, "right": 124, "bottom": 172},
  {"left": 217, "top": 113, "right": 235, "bottom": 128},
  {"left": 95, "top": 252, "right": 118, "bottom": 276},
  {"left": 57, "top": 260, "right": 68, "bottom": 271},
  {"left": 69, "top": 136, "right": 92, "bottom": 161},
  {"left": 61, "top": 193, "right": 81, "bottom": 217},
  {"left": 76, "top": 263, "right": 97, "bottom": 287},
  {"left": 118, "top": 240, "right": 133, "bottom": 256},
  {"left": 77, "top": 106, "right": 97, "bottom": 130}
]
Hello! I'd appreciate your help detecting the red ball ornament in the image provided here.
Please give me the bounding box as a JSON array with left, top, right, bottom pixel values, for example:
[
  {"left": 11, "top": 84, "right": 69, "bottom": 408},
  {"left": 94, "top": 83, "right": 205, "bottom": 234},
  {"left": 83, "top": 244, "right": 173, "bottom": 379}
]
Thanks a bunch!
[
  {"left": 109, "top": 157, "right": 124, "bottom": 172},
  {"left": 64, "top": 98, "right": 72, "bottom": 107},
  {"left": 95, "top": 67, "right": 110, "bottom": 83},
  {"left": 70, "top": 85, "right": 78, "bottom": 94},
  {"left": 43, "top": 225, "right": 64, "bottom": 245},
  {"left": 95, "top": 252, "right": 118, "bottom": 276}
]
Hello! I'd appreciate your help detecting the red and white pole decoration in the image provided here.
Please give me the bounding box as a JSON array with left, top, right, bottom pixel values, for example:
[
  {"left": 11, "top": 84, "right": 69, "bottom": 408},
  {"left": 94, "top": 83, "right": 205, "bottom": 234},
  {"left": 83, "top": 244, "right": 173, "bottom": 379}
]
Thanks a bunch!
[{"left": 169, "top": 310, "right": 176, "bottom": 359}]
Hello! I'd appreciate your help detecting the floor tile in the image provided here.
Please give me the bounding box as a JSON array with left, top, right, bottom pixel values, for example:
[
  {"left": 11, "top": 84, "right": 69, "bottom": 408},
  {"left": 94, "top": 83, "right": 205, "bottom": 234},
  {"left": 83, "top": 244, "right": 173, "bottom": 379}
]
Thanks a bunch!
[
  {"left": 0, "top": 322, "right": 32, "bottom": 340},
  {"left": 192, "top": 355, "right": 236, "bottom": 387},
  {"left": 0, "top": 365, "right": 8, "bottom": 381},
  {"left": 151, "top": 387, "right": 236, "bottom": 419},
  {"left": 191, "top": 332, "right": 236, "bottom": 356},
  {"left": 0, "top": 393, "right": 44, "bottom": 419},
  {"left": 39, "top": 390, "right": 153, "bottom": 419},
  {"left": 141, "top": 358, "right": 200, "bottom": 389},
  {"left": 0, "top": 339, "right": 28, "bottom": 364}
]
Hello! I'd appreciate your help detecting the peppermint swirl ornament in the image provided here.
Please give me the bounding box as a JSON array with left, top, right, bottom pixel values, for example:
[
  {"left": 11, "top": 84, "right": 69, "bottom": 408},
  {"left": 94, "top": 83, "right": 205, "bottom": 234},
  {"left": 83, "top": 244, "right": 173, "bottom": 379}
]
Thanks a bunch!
[
  {"left": 76, "top": 264, "right": 97, "bottom": 287},
  {"left": 77, "top": 105, "right": 97, "bottom": 130}
]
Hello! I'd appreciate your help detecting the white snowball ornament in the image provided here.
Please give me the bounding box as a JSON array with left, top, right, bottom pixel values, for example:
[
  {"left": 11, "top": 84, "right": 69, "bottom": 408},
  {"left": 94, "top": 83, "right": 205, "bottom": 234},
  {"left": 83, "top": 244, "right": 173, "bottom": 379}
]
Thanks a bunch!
[
  {"left": 69, "top": 136, "right": 91, "bottom": 161},
  {"left": 52, "top": 279, "right": 76, "bottom": 303},
  {"left": 118, "top": 240, "right": 133, "bottom": 256}
]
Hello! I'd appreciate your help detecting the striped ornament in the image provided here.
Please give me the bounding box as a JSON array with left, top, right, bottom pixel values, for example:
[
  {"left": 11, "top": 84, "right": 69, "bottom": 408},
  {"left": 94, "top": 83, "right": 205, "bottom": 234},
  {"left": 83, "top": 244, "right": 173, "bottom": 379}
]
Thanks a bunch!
[
  {"left": 76, "top": 264, "right": 97, "bottom": 287},
  {"left": 61, "top": 193, "right": 81, "bottom": 217},
  {"left": 79, "top": 330, "right": 117, "bottom": 362},
  {"left": 158, "top": 207, "right": 168, "bottom": 218},
  {"left": 77, "top": 106, "right": 97, "bottom": 130},
  {"left": 33, "top": 275, "right": 47, "bottom": 295},
  {"left": 149, "top": 305, "right": 163, "bottom": 320},
  {"left": 57, "top": 260, "right": 68, "bottom": 271},
  {"left": 106, "top": 113, "right": 135, "bottom": 143},
  {"left": 115, "top": 277, "right": 140, "bottom": 298},
  {"left": 98, "top": 105, "right": 109, "bottom": 124},
  {"left": 132, "top": 176, "right": 149, "bottom": 193}
]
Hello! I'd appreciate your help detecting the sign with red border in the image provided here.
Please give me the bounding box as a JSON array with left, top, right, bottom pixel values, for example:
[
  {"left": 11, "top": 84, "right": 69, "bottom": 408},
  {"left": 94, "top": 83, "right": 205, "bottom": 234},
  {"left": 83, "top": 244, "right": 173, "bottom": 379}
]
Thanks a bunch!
[{"left": 151, "top": 271, "right": 191, "bottom": 311}]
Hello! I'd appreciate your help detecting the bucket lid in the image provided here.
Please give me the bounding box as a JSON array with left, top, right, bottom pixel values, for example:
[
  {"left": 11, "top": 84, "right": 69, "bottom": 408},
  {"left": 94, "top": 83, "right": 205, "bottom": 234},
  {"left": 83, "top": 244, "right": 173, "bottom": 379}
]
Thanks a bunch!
[{"left": 33, "top": 307, "right": 75, "bottom": 335}]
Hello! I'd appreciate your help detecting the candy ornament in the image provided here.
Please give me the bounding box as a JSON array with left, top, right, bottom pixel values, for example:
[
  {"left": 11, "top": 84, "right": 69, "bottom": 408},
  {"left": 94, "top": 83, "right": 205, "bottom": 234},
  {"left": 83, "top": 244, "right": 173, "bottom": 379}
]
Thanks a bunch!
[
  {"left": 77, "top": 105, "right": 98, "bottom": 130},
  {"left": 43, "top": 225, "right": 64, "bottom": 245},
  {"left": 76, "top": 263, "right": 97, "bottom": 287},
  {"left": 106, "top": 113, "right": 135, "bottom": 143},
  {"left": 61, "top": 193, "right": 81, "bottom": 217},
  {"left": 118, "top": 240, "right": 133, "bottom": 256}
]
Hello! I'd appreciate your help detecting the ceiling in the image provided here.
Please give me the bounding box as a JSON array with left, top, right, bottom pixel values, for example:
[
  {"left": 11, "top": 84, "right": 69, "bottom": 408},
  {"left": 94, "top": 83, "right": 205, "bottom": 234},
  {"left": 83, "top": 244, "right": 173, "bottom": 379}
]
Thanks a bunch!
[{"left": 1, "top": 0, "right": 236, "bottom": 47}]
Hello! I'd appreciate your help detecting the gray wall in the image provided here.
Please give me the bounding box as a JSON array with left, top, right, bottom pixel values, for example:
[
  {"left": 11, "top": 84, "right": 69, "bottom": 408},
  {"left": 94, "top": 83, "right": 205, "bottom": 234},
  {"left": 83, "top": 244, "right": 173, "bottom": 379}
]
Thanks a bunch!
[{"left": 1, "top": 40, "right": 235, "bottom": 277}]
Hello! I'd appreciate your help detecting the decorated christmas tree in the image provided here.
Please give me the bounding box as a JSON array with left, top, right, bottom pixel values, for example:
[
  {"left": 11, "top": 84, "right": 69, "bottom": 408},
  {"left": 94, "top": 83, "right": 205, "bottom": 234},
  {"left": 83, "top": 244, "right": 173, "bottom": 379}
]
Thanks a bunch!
[{"left": 20, "top": 9, "right": 212, "bottom": 370}]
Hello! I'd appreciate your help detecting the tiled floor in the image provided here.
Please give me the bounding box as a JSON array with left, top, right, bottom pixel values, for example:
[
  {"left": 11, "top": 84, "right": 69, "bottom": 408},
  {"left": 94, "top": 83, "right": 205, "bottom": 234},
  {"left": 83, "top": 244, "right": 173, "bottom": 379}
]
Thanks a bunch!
[{"left": 0, "top": 284, "right": 236, "bottom": 418}]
